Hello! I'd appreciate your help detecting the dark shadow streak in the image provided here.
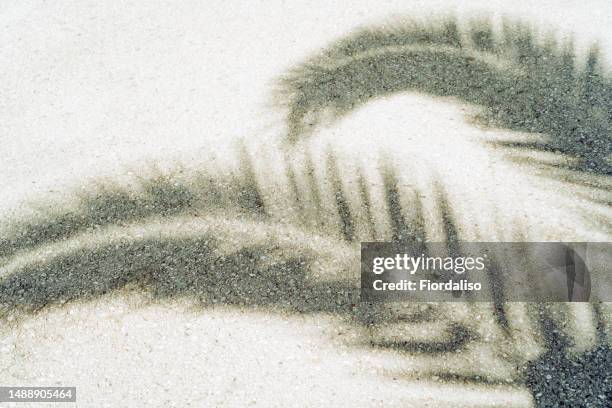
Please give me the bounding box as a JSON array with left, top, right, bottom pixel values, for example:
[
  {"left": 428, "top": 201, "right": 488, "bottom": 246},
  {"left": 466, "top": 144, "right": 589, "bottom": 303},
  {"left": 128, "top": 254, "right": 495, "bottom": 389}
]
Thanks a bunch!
[
  {"left": 0, "top": 236, "right": 358, "bottom": 317},
  {"left": 381, "top": 163, "right": 412, "bottom": 246},
  {"left": 326, "top": 150, "right": 355, "bottom": 241},
  {"left": 525, "top": 303, "right": 612, "bottom": 407},
  {"left": 369, "top": 323, "right": 477, "bottom": 354},
  {"left": 0, "top": 161, "right": 266, "bottom": 263},
  {"left": 356, "top": 168, "right": 377, "bottom": 240}
]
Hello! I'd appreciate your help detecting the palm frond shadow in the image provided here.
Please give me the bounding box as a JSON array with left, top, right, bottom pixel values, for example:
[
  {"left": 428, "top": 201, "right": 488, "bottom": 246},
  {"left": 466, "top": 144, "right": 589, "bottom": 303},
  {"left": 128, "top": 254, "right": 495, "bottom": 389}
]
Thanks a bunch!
[
  {"left": 0, "top": 235, "right": 357, "bottom": 316},
  {"left": 1, "top": 14, "right": 610, "bottom": 403},
  {"left": 326, "top": 150, "right": 355, "bottom": 242},
  {"left": 525, "top": 303, "right": 612, "bottom": 407},
  {"left": 369, "top": 322, "right": 477, "bottom": 354},
  {"left": 0, "top": 147, "right": 266, "bottom": 262},
  {"left": 276, "top": 16, "right": 611, "bottom": 174},
  {"left": 271, "top": 16, "right": 612, "bottom": 400},
  {"left": 0, "top": 144, "right": 609, "bottom": 401},
  {"left": 1, "top": 148, "right": 485, "bottom": 362}
]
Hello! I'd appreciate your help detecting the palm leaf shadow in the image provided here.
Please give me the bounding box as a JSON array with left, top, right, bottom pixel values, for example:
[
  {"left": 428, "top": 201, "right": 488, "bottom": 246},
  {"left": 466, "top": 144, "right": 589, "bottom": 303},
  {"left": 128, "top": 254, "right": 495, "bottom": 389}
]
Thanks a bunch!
[
  {"left": 0, "top": 148, "right": 480, "bottom": 363},
  {"left": 525, "top": 303, "right": 612, "bottom": 407},
  {"left": 0, "top": 145, "right": 266, "bottom": 263},
  {"left": 0, "top": 136, "right": 607, "bottom": 402},
  {"left": 0, "top": 14, "right": 610, "bottom": 404},
  {"left": 0, "top": 235, "right": 359, "bottom": 316},
  {"left": 276, "top": 16, "right": 611, "bottom": 174},
  {"left": 274, "top": 17, "right": 612, "bottom": 400}
]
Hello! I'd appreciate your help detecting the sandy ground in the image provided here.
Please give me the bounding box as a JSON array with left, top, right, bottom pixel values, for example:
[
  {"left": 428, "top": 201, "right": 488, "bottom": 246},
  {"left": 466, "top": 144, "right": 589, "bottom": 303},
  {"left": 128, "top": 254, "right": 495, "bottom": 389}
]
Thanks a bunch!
[{"left": 1, "top": 1, "right": 612, "bottom": 407}]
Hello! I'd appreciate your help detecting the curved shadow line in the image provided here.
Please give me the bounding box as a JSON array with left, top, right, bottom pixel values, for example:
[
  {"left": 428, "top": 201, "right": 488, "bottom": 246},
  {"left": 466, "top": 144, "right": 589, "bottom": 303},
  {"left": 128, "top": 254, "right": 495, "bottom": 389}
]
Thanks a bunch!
[{"left": 276, "top": 16, "right": 611, "bottom": 174}]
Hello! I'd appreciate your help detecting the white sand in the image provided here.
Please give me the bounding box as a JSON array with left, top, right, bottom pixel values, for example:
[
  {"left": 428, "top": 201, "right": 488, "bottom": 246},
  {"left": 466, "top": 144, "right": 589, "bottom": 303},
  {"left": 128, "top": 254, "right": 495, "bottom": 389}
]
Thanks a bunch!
[{"left": 1, "top": 1, "right": 611, "bottom": 407}]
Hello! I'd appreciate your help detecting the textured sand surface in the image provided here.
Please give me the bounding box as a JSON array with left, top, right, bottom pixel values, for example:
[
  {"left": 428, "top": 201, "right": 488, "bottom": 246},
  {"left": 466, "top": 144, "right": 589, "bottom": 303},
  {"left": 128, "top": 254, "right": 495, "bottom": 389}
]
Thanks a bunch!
[{"left": 1, "top": 1, "right": 611, "bottom": 407}]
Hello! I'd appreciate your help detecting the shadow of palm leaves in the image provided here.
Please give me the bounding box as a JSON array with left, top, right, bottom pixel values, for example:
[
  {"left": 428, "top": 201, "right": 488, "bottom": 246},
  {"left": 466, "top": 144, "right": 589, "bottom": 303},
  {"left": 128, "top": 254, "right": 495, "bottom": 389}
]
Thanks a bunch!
[
  {"left": 0, "top": 147, "right": 483, "bottom": 364},
  {"left": 1, "top": 234, "right": 356, "bottom": 315},
  {"left": 0, "top": 142, "right": 609, "bottom": 404},
  {"left": 525, "top": 303, "right": 612, "bottom": 407},
  {"left": 0, "top": 146, "right": 265, "bottom": 262},
  {"left": 274, "top": 15, "right": 612, "bottom": 405},
  {"left": 276, "top": 16, "right": 611, "bottom": 174},
  {"left": 0, "top": 14, "right": 610, "bottom": 407}
]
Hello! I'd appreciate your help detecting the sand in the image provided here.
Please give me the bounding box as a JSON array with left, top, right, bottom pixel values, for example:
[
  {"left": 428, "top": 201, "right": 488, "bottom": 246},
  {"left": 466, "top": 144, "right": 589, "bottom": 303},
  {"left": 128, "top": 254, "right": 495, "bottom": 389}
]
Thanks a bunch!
[{"left": 1, "top": 1, "right": 611, "bottom": 407}]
